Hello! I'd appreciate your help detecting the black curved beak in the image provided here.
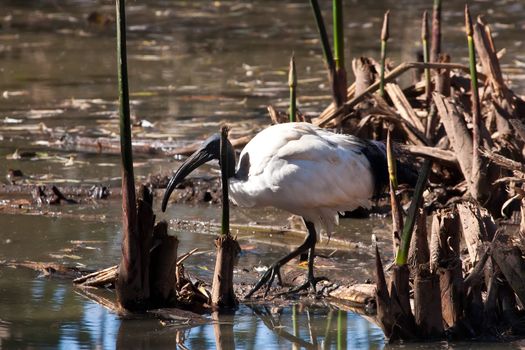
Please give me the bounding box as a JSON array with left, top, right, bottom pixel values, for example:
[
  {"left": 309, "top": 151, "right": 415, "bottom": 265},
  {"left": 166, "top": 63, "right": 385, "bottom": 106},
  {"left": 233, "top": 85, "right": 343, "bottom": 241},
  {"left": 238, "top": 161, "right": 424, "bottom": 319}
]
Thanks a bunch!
[{"left": 161, "top": 148, "right": 216, "bottom": 212}]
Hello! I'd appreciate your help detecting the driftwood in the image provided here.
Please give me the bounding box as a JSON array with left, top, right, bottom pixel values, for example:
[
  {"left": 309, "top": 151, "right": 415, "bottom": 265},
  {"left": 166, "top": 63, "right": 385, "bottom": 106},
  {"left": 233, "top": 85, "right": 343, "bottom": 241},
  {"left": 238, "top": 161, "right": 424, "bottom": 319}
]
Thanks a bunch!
[
  {"left": 328, "top": 283, "right": 376, "bottom": 310},
  {"left": 74, "top": 248, "right": 200, "bottom": 289}
]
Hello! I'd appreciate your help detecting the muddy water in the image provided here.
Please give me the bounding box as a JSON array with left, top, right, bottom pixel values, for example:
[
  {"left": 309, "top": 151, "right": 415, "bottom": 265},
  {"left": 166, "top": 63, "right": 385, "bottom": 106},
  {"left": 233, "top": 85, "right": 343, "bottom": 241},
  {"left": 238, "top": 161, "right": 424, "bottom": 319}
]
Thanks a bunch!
[{"left": 1, "top": 1, "right": 525, "bottom": 348}]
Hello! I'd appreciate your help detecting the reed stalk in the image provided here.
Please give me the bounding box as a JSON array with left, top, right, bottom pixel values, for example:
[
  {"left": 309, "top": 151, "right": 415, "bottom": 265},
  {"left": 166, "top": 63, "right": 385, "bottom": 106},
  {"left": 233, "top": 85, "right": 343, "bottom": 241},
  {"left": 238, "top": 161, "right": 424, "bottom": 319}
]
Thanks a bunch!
[
  {"left": 309, "top": 0, "right": 335, "bottom": 72},
  {"left": 289, "top": 54, "right": 297, "bottom": 122},
  {"left": 116, "top": 0, "right": 138, "bottom": 255},
  {"left": 333, "top": 0, "right": 344, "bottom": 72},
  {"left": 395, "top": 159, "right": 431, "bottom": 265},
  {"left": 117, "top": 0, "right": 134, "bottom": 191},
  {"left": 422, "top": 11, "right": 431, "bottom": 100},
  {"left": 430, "top": 0, "right": 442, "bottom": 63},
  {"left": 332, "top": 0, "right": 347, "bottom": 110},
  {"left": 387, "top": 129, "right": 403, "bottom": 254},
  {"left": 220, "top": 126, "right": 230, "bottom": 235},
  {"left": 379, "top": 11, "right": 389, "bottom": 97},
  {"left": 465, "top": 4, "right": 481, "bottom": 174}
]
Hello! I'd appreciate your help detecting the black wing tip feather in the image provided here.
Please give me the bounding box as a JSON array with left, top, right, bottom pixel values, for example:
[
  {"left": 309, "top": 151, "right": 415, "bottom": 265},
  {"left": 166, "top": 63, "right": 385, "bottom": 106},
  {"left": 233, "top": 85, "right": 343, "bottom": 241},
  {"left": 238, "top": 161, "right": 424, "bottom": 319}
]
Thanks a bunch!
[{"left": 361, "top": 140, "right": 418, "bottom": 197}]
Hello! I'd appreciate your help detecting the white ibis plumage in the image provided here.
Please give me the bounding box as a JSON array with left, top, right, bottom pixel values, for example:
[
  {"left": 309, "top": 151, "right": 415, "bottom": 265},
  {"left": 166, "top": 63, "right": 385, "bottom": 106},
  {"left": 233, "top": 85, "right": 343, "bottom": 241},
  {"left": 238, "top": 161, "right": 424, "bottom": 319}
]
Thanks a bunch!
[{"left": 162, "top": 122, "right": 416, "bottom": 297}]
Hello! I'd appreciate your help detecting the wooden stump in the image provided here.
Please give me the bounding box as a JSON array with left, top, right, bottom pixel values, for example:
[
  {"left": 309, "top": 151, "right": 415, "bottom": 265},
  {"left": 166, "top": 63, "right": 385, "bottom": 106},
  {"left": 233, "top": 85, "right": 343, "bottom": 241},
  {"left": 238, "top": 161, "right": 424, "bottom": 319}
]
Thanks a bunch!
[
  {"left": 211, "top": 234, "right": 241, "bottom": 309},
  {"left": 414, "top": 268, "right": 443, "bottom": 338},
  {"left": 116, "top": 186, "right": 180, "bottom": 311},
  {"left": 149, "top": 221, "right": 179, "bottom": 306}
]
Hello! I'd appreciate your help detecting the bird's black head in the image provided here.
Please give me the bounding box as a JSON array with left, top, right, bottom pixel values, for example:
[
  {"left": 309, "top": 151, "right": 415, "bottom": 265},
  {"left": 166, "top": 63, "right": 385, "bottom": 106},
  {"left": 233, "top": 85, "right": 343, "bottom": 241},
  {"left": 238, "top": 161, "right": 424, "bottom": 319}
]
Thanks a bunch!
[{"left": 161, "top": 133, "right": 235, "bottom": 212}]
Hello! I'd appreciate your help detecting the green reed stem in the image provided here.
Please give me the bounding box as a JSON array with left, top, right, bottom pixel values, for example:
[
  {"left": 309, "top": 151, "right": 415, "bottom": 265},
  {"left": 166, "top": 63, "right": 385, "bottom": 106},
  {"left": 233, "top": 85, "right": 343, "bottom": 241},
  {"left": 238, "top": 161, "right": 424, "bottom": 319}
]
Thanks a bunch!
[
  {"left": 465, "top": 4, "right": 481, "bottom": 164},
  {"left": 220, "top": 126, "right": 230, "bottom": 235},
  {"left": 116, "top": 0, "right": 134, "bottom": 182},
  {"left": 309, "top": 0, "right": 335, "bottom": 73},
  {"left": 395, "top": 159, "right": 431, "bottom": 265},
  {"left": 333, "top": 0, "right": 344, "bottom": 71}
]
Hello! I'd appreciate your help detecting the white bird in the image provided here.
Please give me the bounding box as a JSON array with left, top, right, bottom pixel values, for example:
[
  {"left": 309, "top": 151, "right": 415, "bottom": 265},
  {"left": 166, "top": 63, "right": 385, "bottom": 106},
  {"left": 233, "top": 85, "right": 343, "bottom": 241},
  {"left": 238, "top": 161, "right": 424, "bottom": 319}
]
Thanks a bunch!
[{"left": 162, "top": 122, "right": 416, "bottom": 298}]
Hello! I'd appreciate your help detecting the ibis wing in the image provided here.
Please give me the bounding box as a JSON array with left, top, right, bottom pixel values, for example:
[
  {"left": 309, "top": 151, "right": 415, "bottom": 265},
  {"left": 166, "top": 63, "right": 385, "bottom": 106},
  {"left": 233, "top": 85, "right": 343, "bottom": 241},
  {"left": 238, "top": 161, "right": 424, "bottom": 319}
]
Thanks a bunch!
[{"left": 230, "top": 123, "right": 375, "bottom": 212}]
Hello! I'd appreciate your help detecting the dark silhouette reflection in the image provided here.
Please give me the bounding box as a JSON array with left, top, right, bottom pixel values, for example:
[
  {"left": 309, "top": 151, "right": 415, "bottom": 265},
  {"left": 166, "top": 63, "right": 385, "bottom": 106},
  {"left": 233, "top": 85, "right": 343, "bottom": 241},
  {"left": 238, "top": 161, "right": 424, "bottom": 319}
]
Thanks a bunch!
[{"left": 212, "top": 310, "right": 236, "bottom": 350}]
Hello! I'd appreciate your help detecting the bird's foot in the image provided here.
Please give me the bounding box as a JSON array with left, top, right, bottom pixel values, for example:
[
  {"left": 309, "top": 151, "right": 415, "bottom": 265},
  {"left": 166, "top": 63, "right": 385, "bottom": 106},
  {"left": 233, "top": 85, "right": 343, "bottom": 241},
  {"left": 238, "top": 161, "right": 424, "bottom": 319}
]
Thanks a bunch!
[
  {"left": 244, "top": 264, "right": 283, "bottom": 299},
  {"left": 284, "top": 276, "right": 328, "bottom": 296}
]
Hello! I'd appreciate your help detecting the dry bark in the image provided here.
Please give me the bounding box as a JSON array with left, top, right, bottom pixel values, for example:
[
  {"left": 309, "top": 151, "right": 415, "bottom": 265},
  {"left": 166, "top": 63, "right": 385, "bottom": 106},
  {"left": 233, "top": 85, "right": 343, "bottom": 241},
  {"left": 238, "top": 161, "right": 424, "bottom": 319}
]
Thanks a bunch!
[
  {"left": 408, "top": 209, "right": 429, "bottom": 269},
  {"left": 375, "top": 246, "right": 416, "bottom": 341},
  {"left": 400, "top": 145, "right": 458, "bottom": 166},
  {"left": 116, "top": 182, "right": 145, "bottom": 311},
  {"left": 430, "top": 0, "right": 441, "bottom": 63},
  {"left": 414, "top": 269, "right": 443, "bottom": 338},
  {"left": 385, "top": 83, "right": 426, "bottom": 133},
  {"left": 457, "top": 202, "right": 490, "bottom": 265},
  {"left": 428, "top": 209, "right": 464, "bottom": 328},
  {"left": 313, "top": 62, "right": 474, "bottom": 128},
  {"left": 352, "top": 57, "right": 375, "bottom": 96},
  {"left": 149, "top": 221, "right": 178, "bottom": 304},
  {"left": 435, "top": 54, "right": 451, "bottom": 97},
  {"left": 491, "top": 240, "right": 525, "bottom": 306},
  {"left": 439, "top": 261, "right": 464, "bottom": 329},
  {"left": 472, "top": 17, "right": 524, "bottom": 147},
  {"left": 433, "top": 93, "right": 491, "bottom": 204},
  {"left": 115, "top": 185, "right": 181, "bottom": 311}
]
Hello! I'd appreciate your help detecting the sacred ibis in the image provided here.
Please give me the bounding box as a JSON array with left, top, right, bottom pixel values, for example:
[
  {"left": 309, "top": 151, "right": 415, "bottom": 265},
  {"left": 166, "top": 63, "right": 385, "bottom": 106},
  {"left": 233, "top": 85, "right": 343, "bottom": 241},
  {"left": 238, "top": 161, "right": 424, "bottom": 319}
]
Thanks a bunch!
[{"left": 162, "top": 122, "right": 416, "bottom": 298}]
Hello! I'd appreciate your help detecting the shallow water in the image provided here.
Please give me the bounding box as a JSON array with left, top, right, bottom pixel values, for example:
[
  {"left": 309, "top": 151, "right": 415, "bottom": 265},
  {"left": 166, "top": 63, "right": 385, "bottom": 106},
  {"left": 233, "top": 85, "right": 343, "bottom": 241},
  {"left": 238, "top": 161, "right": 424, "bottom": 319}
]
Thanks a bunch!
[{"left": 1, "top": 0, "right": 525, "bottom": 348}]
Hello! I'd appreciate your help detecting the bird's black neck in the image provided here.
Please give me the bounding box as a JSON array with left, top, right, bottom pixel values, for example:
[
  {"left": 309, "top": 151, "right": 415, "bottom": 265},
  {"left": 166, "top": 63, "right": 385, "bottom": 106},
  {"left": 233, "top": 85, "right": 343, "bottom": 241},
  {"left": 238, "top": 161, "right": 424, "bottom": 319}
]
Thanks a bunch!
[{"left": 233, "top": 152, "right": 250, "bottom": 181}]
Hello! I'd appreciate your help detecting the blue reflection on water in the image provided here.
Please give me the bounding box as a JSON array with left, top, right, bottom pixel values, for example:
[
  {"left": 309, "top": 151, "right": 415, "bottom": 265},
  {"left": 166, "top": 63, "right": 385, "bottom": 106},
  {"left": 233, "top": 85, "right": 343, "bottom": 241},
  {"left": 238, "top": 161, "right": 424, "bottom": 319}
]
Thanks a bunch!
[{"left": 81, "top": 302, "right": 119, "bottom": 350}]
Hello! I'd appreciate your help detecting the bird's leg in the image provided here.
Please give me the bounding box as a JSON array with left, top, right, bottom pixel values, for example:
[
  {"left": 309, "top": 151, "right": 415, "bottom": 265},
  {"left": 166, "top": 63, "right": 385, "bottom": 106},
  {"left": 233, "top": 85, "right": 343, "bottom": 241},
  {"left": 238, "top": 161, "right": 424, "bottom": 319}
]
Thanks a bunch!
[
  {"left": 286, "top": 221, "right": 327, "bottom": 295},
  {"left": 244, "top": 222, "right": 316, "bottom": 299}
]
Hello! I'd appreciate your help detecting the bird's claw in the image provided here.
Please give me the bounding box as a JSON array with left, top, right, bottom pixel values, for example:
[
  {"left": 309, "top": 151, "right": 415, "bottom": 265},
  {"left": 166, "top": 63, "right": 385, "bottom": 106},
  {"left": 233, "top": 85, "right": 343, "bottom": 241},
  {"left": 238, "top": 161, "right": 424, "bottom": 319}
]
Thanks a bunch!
[{"left": 245, "top": 264, "right": 283, "bottom": 299}]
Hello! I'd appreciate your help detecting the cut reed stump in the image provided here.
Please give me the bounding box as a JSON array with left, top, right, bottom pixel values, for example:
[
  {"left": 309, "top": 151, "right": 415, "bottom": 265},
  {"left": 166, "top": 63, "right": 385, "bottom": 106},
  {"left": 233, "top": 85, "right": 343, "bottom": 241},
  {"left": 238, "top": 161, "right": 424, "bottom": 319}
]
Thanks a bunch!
[
  {"left": 113, "top": 0, "right": 181, "bottom": 312},
  {"left": 211, "top": 126, "right": 241, "bottom": 310},
  {"left": 116, "top": 186, "right": 179, "bottom": 311},
  {"left": 211, "top": 234, "right": 240, "bottom": 309},
  {"left": 431, "top": 209, "right": 463, "bottom": 329}
]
